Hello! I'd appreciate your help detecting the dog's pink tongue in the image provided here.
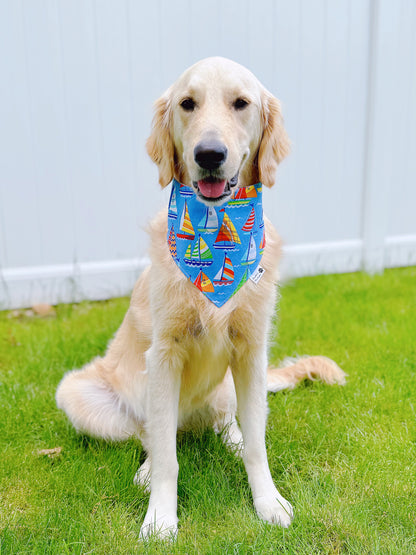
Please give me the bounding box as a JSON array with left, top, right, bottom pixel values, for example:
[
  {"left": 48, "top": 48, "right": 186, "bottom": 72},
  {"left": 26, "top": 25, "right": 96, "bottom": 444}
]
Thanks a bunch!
[{"left": 198, "top": 179, "right": 227, "bottom": 198}]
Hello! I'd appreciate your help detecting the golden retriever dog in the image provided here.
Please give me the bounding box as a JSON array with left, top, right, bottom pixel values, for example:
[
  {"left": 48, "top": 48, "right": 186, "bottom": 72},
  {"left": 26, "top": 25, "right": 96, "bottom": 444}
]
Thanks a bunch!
[{"left": 56, "top": 57, "right": 345, "bottom": 539}]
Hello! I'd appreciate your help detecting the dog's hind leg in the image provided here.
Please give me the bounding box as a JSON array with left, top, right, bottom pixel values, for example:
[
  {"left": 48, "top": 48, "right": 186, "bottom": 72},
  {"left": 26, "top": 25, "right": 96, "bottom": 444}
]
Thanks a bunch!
[
  {"left": 214, "top": 417, "right": 243, "bottom": 455},
  {"left": 133, "top": 431, "right": 151, "bottom": 492},
  {"left": 134, "top": 454, "right": 151, "bottom": 493},
  {"left": 56, "top": 360, "right": 139, "bottom": 441},
  {"left": 210, "top": 369, "right": 243, "bottom": 454}
]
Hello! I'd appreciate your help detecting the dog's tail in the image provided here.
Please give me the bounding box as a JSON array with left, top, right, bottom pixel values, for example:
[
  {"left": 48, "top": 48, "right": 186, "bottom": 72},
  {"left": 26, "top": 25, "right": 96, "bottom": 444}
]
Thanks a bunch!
[{"left": 267, "top": 356, "right": 347, "bottom": 392}]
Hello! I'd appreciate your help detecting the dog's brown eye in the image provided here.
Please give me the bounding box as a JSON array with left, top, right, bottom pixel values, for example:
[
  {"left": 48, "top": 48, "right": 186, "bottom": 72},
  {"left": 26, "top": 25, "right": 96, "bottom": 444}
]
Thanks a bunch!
[
  {"left": 180, "top": 98, "right": 196, "bottom": 111},
  {"left": 233, "top": 98, "right": 249, "bottom": 110}
]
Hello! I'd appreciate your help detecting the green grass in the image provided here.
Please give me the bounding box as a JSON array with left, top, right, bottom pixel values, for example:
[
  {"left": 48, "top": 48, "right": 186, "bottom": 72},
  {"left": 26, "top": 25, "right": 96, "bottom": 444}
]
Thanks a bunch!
[{"left": 1, "top": 268, "right": 415, "bottom": 554}]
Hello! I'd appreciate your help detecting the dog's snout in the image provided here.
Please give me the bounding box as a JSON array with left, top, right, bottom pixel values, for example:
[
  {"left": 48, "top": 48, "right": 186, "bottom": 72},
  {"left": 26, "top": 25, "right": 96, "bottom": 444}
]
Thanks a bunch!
[{"left": 194, "top": 141, "right": 228, "bottom": 170}]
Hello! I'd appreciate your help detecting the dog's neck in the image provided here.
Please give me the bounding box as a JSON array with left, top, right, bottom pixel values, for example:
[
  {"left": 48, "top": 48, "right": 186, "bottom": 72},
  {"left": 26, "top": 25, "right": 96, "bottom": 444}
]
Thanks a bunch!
[{"left": 167, "top": 179, "right": 266, "bottom": 307}]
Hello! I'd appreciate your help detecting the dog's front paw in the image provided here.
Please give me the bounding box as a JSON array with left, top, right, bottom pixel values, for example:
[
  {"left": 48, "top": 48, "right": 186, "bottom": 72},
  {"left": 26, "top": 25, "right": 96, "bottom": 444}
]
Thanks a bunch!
[
  {"left": 139, "top": 510, "right": 178, "bottom": 541},
  {"left": 254, "top": 492, "right": 293, "bottom": 528}
]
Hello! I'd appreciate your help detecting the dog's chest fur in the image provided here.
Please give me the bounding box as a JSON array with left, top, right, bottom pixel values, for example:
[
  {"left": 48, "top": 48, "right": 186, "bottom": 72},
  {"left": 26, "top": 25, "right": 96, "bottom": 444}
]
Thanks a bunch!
[{"left": 179, "top": 322, "right": 231, "bottom": 415}]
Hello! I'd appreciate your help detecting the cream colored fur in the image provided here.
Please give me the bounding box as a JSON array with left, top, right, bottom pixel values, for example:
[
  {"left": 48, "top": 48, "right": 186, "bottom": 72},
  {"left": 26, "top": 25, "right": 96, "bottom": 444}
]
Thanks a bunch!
[{"left": 56, "top": 57, "right": 346, "bottom": 540}]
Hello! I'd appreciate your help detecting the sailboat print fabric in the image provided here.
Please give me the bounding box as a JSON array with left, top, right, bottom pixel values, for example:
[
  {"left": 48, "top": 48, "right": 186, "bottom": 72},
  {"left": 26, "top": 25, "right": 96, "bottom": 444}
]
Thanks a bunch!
[{"left": 167, "top": 179, "right": 266, "bottom": 307}]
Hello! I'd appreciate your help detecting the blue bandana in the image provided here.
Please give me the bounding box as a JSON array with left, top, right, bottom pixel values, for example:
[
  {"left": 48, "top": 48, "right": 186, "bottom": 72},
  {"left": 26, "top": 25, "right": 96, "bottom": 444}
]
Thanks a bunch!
[{"left": 167, "top": 179, "right": 266, "bottom": 307}]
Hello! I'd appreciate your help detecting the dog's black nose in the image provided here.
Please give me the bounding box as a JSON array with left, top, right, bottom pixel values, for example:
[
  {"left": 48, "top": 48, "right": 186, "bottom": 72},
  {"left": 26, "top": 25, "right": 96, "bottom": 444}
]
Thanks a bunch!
[{"left": 194, "top": 141, "right": 228, "bottom": 170}]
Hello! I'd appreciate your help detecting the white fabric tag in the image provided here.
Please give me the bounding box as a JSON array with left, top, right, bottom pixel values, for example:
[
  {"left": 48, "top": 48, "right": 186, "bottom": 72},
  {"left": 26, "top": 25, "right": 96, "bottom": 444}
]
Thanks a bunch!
[{"left": 249, "top": 265, "right": 265, "bottom": 284}]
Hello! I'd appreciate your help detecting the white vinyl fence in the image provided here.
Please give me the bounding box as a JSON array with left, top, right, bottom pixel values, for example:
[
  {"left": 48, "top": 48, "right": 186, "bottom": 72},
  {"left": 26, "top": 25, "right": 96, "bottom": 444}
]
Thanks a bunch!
[{"left": 0, "top": 0, "right": 415, "bottom": 309}]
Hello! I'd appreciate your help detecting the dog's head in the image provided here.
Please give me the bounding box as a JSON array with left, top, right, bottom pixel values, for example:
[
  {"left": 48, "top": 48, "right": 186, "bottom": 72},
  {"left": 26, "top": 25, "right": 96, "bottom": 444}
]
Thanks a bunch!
[{"left": 147, "top": 57, "right": 290, "bottom": 206}]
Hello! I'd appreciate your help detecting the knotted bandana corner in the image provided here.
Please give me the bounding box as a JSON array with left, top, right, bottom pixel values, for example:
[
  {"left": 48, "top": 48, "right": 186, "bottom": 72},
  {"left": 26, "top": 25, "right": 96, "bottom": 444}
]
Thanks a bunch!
[{"left": 167, "top": 179, "right": 266, "bottom": 307}]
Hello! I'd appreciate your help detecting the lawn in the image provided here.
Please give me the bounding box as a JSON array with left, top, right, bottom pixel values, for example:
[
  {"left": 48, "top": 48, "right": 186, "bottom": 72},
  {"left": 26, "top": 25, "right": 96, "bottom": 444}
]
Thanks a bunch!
[{"left": 0, "top": 268, "right": 415, "bottom": 554}]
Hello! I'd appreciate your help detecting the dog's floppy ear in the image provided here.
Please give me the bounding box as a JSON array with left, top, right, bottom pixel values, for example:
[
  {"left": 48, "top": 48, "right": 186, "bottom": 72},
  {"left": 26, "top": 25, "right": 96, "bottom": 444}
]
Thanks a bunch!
[
  {"left": 146, "top": 89, "right": 175, "bottom": 188},
  {"left": 258, "top": 92, "right": 290, "bottom": 188}
]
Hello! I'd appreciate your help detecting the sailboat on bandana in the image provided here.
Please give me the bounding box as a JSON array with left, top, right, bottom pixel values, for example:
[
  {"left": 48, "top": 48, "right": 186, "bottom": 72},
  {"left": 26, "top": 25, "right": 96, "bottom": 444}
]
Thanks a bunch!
[
  {"left": 184, "top": 235, "right": 213, "bottom": 266},
  {"left": 214, "top": 211, "right": 241, "bottom": 250},
  {"left": 213, "top": 253, "right": 234, "bottom": 285},
  {"left": 242, "top": 205, "right": 256, "bottom": 232},
  {"left": 194, "top": 270, "right": 214, "bottom": 293},
  {"left": 177, "top": 201, "right": 195, "bottom": 240},
  {"left": 241, "top": 232, "right": 257, "bottom": 265},
  {"left": 229, "top": 185, "right": 257, "bottom": 207},
  {"left": 259, "top": 229, "right": 266, "bottom": 255},
  {"left": 168, "top": 186, "right": 178, "bottom": 219},
  {"left": 198, "top": 207, "right": 218, "bottom": 233},
  {"left": 233, "top": 269, "right": 248, "bottom": 296}
]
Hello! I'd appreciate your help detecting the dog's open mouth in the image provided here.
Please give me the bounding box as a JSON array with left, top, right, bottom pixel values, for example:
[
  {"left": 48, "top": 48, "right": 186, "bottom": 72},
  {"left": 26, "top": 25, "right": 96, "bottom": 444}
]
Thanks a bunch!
[{"left": 193, "top": 173, "right": 239, "bottom": 204}]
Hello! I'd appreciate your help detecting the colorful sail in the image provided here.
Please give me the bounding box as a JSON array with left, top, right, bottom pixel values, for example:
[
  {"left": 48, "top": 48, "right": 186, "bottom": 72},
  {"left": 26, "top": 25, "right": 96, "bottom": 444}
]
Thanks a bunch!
[
  {"left": 229, "top": 185, "right": 257, "bottom": 206},
  {"left": 213, "top": 253, "right": 234, "bottom": 285},
  {"left": 177, "top": 201, "right": 195, "bottom": 239},
  {"left": 168, "top": 186, "right": 178, "bottom": 219},
  {"left": 214, "top": 212, "right": 241, "bottom": 249},
  {"left": 259, "top": 229, "right": 266, "bottom": 254},
  {"left": 168, "top": 225, "right": 178, "bottom": 259},
  {"left": 241, "top": 233, "right": 257, "bottom": 265},
  {"left": 194, "top": 270, "right": 214, "bottom": 293},
  {"left": 184, "top": 243, "right": 192, "bottom": 261},
  {"left": 198, "top": 207, "right": 218, "bottom": 233},
  {"left": 242, "top": 205, "right": 255, "bottom": 232},
  {"left": 184, "top": 236, "right": 213, "bottom": 266}
]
